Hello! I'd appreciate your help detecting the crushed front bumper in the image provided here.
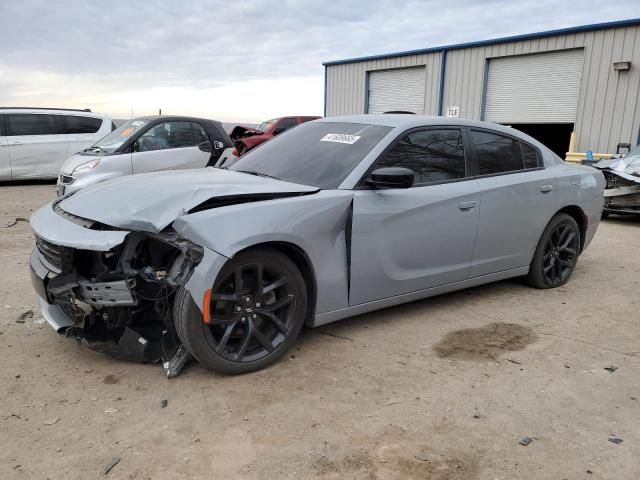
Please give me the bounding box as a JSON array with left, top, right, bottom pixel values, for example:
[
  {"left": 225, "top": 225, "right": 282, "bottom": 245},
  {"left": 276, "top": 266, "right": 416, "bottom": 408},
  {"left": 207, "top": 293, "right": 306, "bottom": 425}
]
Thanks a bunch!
[{"left": 30, "top": 249, "right": 75, "bottom": 332}]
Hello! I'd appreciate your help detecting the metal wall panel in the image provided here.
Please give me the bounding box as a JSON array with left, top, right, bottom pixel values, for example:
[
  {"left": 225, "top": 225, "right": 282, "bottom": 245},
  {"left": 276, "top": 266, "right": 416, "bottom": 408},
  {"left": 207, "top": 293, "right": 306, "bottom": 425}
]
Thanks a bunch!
[
  {"left": 367, "top": 66, "right": 426, "bottom": 114},
  {"left": 325, "top": 52, "right": 440, "bottom": 117},
  {"left": 326, "top": 24, "right": 640, "bottom": 153},
  {"left": 484, "top": 49, "right": 585, "bottom": 123}
]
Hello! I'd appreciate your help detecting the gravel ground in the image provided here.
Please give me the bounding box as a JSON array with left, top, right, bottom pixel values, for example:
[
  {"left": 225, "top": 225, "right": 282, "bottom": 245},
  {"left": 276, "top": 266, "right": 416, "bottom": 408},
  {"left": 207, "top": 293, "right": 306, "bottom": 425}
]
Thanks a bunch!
[{"left": 1, "top": 183, "right": 638, "bottom": 480}]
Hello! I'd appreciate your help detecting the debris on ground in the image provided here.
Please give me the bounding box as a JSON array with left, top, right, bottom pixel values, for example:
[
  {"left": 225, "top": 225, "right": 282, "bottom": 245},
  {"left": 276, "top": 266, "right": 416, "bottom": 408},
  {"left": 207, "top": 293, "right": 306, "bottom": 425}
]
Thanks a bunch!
[
  {"left": 506, "top": 358, "right": 522, "bottom": 365},
  {"left": 103, "top": 375, "right": 119, "bottom": 385},
  {"left": 315, "top": 330, "right": 354, "bottom": 342},
  {"left": 604, "top": 366, "right": 618, "bottom": 373},
  {"left": 163, "top": 345, "right": 192, "bottom": 378},
  {"left": 42, "top": 417, "right": 61, "bottom": 425},
  {"left": 518, "top": 436, "right": 534, "bottom": 446},
  {"left": 104, "top": 408, "right": 119, "bottom": 414},
  {"left": 33, "top": 317, "right": 45, "bottom": 324},
  {"left": 103, "top": 456, "right": 121, "bottom": 475},
  {"left": 160, "top": 399, "right": 168, "bottom": 408},
  {"left": 608, "top": 436, "right": 623, "bottom": 445},
  {"left": 1, "top": 217, "right": 28, "bottom": 229},
  {"left": 16, "top": 310, "right": 34, "bottom": 323}
]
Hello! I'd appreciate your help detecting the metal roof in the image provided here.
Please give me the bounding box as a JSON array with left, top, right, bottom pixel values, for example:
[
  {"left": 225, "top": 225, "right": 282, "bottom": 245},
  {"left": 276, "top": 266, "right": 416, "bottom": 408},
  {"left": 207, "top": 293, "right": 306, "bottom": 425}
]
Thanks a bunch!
[{"left": 323, "top": 18, "right": 640, "bottom": 66}]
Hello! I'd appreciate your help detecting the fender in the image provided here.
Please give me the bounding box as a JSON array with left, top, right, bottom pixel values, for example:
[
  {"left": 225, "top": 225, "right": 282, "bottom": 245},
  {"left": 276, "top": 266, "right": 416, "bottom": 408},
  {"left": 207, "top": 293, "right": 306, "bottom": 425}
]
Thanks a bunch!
[{"left": 173, "top": 190, "right": 354, "bottom": 317}]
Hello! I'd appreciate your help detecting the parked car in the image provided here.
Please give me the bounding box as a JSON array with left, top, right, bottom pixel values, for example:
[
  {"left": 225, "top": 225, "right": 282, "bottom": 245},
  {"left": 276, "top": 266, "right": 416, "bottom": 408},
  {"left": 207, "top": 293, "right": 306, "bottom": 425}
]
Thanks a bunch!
[
  {"left": 0, "top": 107, "right": 114, "bottom": 180},
  {"left": 229, "top": 116, "right": 320, "bottom": 156},
  {"left": 30, "top": 115, "right": 604, "bottom": 376},
  {"left": 56, "top": 116, "right": 233, "bottom": 196},
  {"left": 593, "top": 144, "right": 640, "bottom": 216}
]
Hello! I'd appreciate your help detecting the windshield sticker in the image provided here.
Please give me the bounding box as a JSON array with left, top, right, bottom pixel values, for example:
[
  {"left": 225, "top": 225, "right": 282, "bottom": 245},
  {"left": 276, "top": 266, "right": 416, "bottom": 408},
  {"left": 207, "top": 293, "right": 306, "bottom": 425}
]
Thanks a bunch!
[
  {"left": 131, "top": 121, "right": 145, "bottom": 126},
  {"left": 120, "top": 127, "right": 134, "bottom": 137},
  {"left": 321, "top": 133, "right": 361, "bottom": 145}
]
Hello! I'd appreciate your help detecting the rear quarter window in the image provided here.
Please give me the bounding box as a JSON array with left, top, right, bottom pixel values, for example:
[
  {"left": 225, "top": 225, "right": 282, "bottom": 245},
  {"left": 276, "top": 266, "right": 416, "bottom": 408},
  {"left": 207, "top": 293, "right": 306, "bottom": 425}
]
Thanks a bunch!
[
  {"left": 521, "top": 141, "right": 541, "bottom": 169},
  {"left": 64, "top": 115, "right": 103, "bottom": 134},
  {"left": 471, "top": 129, "right": 524, "bottom": 175}
]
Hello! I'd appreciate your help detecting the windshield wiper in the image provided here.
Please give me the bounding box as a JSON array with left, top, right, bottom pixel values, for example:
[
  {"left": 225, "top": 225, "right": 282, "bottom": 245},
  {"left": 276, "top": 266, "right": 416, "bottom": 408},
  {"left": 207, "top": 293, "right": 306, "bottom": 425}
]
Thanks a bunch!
[{"left": 236, "top": 170, "right": 280, "bottom": 180}]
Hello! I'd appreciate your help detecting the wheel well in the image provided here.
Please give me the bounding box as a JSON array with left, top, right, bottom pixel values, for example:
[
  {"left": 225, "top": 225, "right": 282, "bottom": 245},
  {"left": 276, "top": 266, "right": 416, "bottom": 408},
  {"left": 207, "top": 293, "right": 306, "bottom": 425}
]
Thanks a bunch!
[
  {"left": 237, "top": 242, "right": 317, "bottom": 326},
  {"left": 556, "top": 205, "right": 587, "bottom": 252}
]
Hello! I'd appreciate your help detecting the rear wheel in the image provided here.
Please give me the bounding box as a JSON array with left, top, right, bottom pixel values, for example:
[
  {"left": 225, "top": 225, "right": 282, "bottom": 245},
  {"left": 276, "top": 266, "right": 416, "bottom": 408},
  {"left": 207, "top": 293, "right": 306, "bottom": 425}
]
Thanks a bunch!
[
  {"left": 174, "top": 248, "right": 307, "bottom": 374},
  {"left": 526, "top": 213, "right": 581, "bottom": 289}
]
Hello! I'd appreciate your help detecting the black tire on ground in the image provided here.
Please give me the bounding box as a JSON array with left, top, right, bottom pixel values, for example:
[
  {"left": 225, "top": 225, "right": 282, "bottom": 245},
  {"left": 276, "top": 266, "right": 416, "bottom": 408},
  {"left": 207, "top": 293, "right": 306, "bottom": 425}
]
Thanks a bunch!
[
  {"left": 601, "top": 211, "right": 609, "bottom": 219},
  {"left": 526, "top": 213, "right": 581, "bottom": 289},
  {"left": 173, "top": 247, "right": 307, "bottom": 374}
]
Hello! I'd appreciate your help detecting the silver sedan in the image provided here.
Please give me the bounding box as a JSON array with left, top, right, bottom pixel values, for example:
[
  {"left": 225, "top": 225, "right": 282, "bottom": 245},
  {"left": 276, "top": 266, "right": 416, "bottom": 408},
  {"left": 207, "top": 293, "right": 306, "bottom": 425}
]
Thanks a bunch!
[{"left": 30, "top": 115, "right": 605, "bottom": 375}]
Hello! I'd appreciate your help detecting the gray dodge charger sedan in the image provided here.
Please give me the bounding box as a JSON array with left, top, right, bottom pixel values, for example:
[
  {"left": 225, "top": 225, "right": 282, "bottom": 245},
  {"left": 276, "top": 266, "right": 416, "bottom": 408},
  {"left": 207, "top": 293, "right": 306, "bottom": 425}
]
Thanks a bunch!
[{"left": 30, "top": 115, "right": 605, "bottom": 375}]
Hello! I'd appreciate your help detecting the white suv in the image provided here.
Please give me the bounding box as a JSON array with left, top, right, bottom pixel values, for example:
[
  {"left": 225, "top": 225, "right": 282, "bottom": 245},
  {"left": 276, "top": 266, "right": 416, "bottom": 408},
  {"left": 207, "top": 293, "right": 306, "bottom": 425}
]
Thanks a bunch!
[{"left": 0, "top": 108, "right": 114, "bottom": 180}]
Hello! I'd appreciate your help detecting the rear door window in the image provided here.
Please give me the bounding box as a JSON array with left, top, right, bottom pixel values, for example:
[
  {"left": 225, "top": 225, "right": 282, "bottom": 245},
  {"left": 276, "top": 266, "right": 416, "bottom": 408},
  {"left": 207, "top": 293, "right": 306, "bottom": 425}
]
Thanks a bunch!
[
  {"left": 64, "top": 115, "right": 103, "bottom": 134},
  {"left": 470, "top": 129, "right": 524, "bottom": 175},
  {"left": 6, "top": 114, "right": 64, "bottom": 136}
]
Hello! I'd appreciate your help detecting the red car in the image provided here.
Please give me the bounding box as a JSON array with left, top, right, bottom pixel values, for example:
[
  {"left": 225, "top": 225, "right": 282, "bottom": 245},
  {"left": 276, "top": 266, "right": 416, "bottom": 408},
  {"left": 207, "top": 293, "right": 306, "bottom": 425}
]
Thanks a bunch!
[{"left": 229, "top": 116, "right": 321, "bottom": 156}]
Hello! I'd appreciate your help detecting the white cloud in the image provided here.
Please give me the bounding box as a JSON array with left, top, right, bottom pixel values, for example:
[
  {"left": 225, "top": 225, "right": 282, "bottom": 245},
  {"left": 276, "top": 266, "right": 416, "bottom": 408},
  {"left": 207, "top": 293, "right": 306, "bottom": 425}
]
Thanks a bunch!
[{"left": 0, "top": 0, "right": 638, "bottom": 121}]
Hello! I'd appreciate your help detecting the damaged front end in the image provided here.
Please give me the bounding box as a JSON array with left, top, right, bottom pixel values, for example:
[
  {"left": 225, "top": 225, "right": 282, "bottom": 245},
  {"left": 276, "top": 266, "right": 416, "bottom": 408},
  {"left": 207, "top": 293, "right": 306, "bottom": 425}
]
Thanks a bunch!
[
  {"left": 31, "top": 213, "right": 203, "bottom": 377},
  {"left": 595, "top": 156, "right": 640, "bottom": 215}
]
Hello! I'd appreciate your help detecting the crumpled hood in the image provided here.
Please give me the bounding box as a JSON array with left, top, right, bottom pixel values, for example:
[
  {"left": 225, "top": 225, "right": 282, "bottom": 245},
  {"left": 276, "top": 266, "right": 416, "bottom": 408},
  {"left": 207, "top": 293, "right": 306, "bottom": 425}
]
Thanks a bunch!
[
  {"left": 58, "top": 168, "right": 318, "bottom": 232},
  {"left": 229, "top": 125, "right": 264, "bottom": 140},
  {"left": 595, "top": 156, "right": 640, "bottom": 184}
]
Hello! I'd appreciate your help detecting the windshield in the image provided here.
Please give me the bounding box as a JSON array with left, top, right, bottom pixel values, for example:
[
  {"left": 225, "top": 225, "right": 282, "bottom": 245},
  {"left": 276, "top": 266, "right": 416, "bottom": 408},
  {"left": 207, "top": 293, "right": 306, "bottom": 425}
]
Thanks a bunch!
[
  {"left": 228, "top": 122, "right": 392, "bottom": 188},
  {"left": 257, "top": 120, "right": 275, "bottom": 132},
  {"left": 90, "top": 119, "right": 148, "bottom": 153}
]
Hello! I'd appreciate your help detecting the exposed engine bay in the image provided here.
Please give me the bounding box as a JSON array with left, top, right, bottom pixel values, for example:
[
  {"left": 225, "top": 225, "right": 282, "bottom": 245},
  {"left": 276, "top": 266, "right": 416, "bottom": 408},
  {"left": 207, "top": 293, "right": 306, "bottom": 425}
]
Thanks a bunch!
[
  {"left": 594, "top": 155, "right": 640, "bottom": 215},
  {"left": 34, "top": 229, "right": 203, "bottom": 377}
]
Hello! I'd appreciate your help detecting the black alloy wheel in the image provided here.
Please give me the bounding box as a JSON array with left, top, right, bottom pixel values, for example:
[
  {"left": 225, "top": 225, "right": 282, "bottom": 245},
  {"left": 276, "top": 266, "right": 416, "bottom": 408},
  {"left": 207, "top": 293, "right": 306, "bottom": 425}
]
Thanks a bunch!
[
  {"left": 205, "top": 262, "right": 296, "bottom": 363},
  {"left": 526, "top": 213, "right": 581, "bottom": 289},
  {"left": 542, "top": 223, "right": 579, "bottom": 285},
  {"left": 174, "top": 248, "right": 307, "bottom": 374}
]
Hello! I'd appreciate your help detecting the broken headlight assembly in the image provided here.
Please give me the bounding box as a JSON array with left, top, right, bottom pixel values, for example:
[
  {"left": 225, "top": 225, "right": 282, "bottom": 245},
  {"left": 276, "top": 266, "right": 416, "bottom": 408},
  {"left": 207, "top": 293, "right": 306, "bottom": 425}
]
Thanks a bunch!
[
  {"left": 72, "top": 158, "right": 101, "bottom": 173},
  {"left": 48, "top": 231, "right": 203, "bottom": 373}
]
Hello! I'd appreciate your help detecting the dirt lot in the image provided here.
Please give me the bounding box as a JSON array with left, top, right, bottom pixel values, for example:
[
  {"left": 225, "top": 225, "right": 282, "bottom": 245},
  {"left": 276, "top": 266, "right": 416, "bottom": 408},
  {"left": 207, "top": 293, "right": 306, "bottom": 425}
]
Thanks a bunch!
[{"left": 1, "top": 183, "right": 638, "bottom": 480}]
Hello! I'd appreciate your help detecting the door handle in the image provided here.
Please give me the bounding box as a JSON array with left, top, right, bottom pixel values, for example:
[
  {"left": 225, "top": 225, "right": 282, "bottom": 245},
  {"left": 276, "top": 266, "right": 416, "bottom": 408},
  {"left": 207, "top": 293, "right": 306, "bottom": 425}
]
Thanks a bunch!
[
  {"left": 540, "top": 185, "right": 553, "bottom": 193},
  {"left": 9, "top": 141, "right": 22, "bottom": 146},
  {"left": 459, "top": 200, "right": 477, "bottom": 211}
]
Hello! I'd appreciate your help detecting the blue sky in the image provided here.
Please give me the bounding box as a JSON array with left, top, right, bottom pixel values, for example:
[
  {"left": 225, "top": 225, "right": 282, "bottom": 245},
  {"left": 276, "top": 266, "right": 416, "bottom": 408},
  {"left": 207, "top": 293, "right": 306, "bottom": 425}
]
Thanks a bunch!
[{"left": 1, "top": 1, "right": 638, "bottom": 121}]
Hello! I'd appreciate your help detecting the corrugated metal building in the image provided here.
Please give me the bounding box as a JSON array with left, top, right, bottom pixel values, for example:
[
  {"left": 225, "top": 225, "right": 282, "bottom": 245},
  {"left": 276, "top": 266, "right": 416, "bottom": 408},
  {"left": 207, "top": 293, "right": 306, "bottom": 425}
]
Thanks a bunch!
[{"left": 323, "top": 19, "right": 640, "bottom": 156}]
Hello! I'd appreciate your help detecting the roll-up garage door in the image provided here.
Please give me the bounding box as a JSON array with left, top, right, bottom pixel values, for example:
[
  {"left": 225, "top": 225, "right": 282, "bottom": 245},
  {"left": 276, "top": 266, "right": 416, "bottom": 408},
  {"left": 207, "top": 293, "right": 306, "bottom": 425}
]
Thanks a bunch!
[
  {"left": 484, "top": 49, "right": 584, "bottom": 123},
  {"left": 368, "top": 66, "right": 426, "bottom": 114}
]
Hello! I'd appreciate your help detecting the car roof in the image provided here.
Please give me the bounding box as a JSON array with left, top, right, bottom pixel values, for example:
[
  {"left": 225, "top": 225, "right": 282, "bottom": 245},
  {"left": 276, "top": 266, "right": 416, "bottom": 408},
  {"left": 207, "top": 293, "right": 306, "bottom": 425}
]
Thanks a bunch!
[
  {"left": 0, "top": 107, "right": 109, "bottom": 118},
  {"left": 317, "top": 114, "right": 523, "bottom": 135},
  {"left": 134, "top": 115, "right": 220, "bottom": 123},
  {"left": 316, "top": 114, "right": 563, "bottom": 165}
]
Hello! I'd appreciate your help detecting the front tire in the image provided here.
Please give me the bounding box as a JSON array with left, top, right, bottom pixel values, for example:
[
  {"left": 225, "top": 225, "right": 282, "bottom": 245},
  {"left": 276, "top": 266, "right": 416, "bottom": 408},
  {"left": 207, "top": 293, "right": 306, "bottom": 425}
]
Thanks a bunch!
[
  {"left": 174, "top": 248, "right": 307, "bottom": 374},
  {"left": 526, "top": 213, "right": 581, "bottom": 289}
]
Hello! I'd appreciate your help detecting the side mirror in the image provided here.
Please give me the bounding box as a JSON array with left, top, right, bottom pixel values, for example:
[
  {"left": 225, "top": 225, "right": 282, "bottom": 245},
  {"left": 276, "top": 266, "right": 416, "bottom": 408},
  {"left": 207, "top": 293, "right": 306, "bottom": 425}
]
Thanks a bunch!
[
  {"left": 132, "top": 141, "right": 140, "bottom": 153},
  {"left": 365, "top": 167, "right": 415, "bottom": 189},
  {"left": 273, "top": 126, "right": 286, "bottom": 135},
  {"left": 198, "top": 141, "right": 212, "bottom": 153}
]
